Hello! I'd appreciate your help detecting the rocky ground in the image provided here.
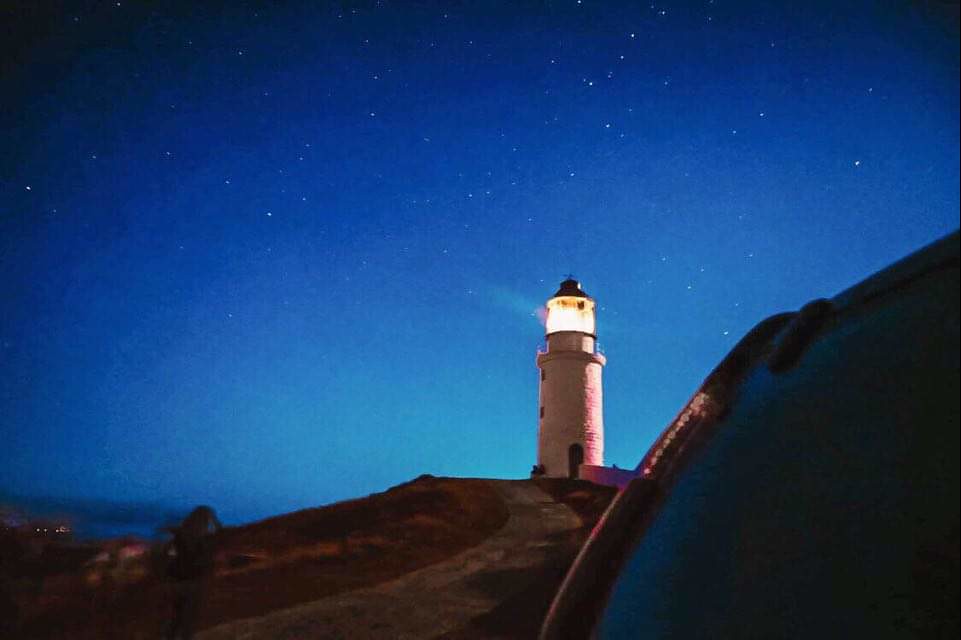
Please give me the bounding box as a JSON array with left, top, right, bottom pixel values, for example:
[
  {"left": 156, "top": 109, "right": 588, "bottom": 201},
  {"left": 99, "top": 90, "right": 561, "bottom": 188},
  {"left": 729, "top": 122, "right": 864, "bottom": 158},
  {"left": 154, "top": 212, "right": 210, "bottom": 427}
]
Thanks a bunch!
[
  {"left": 200, "top": 480, "right": 586, "bottom": 640},
  {"left": 7, "top": 476, "right": 615, "bottom": 639}
]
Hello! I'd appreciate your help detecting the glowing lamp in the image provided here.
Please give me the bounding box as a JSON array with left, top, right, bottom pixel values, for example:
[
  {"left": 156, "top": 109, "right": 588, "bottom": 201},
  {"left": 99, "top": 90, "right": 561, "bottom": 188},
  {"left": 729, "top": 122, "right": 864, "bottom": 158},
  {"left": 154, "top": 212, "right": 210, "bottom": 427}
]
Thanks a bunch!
[{"left": 545, "top": 278, "right": 596, "bottom": 335}]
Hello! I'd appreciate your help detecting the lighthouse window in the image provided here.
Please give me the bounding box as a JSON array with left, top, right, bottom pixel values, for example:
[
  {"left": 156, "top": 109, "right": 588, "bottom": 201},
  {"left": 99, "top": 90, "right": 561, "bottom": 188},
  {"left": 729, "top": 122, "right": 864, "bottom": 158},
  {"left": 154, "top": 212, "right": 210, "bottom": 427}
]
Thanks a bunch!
[
  {"left": 545, "top": 296, "right": 596, "bottom": 335},
  {"left": 540, "top": 406, "right": 545, "bottom": 418},
  {"left": 541, "top": 370, "right": 546, "bottom": 382}
]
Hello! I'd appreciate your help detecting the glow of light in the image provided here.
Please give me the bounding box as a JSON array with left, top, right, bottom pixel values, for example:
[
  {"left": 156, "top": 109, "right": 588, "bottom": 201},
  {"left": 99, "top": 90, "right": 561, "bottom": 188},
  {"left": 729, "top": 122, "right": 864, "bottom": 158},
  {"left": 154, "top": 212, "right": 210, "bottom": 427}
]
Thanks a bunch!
[
  {"left": 545, "top": 296, "right": 596, "bottom": 335},
  {"left": 535, "top": 305, "right": 548, "bottom": 326}
]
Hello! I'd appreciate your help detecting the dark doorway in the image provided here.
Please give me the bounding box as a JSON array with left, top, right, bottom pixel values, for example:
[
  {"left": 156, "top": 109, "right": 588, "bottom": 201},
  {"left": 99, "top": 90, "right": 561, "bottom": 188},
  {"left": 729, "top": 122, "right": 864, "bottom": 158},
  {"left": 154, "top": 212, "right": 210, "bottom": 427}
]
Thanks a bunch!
[{"left": 568, "top": 443, "right": 584, "bottom": 479}]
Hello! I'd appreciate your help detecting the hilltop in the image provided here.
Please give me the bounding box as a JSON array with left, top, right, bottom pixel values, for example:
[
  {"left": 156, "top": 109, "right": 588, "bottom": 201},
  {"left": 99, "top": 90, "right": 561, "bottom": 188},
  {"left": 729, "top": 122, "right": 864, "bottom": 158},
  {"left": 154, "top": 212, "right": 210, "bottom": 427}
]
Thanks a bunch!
[{"left": 9, "top": 475, "right": 615, "bottom": 639}]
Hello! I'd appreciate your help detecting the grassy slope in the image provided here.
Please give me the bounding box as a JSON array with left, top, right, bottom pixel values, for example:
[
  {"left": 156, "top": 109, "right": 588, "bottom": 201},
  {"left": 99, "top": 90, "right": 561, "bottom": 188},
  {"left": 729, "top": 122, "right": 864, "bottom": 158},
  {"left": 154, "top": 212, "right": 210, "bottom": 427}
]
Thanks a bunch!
[{"left": 15, "top": 475, "right": 509, "bottom": 639}]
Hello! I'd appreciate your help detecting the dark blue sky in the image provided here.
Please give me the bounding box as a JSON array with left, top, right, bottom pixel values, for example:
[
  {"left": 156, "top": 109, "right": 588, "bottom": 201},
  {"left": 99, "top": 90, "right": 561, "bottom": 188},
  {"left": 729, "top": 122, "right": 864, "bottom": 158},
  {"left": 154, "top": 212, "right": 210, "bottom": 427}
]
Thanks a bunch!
[{"left": 2, "top": 1, "right": 958, "bottom": 525}]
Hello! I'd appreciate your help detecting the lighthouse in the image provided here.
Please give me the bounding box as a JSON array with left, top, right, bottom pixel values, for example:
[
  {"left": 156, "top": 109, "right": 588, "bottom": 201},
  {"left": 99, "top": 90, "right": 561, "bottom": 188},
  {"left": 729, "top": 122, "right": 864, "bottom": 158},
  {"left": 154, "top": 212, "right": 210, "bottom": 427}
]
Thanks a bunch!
[{"left": 535, "top": 278, "right": 605, "bottom": 479}]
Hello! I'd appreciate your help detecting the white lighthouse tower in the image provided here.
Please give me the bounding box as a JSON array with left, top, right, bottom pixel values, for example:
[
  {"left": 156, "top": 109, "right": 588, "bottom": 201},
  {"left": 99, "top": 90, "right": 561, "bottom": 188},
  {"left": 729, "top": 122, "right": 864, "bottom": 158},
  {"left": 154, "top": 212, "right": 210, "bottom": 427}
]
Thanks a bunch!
[{"left": 535, "top": 278, "right": 605, "bottom": 478}]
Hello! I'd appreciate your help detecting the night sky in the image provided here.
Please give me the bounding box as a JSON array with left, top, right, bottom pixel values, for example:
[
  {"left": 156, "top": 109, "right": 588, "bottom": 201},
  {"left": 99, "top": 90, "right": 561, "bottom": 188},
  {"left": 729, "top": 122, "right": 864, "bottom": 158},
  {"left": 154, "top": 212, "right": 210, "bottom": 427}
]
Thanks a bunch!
[{"left": 2, "top": 1, "right": 958, "bottom": 526}]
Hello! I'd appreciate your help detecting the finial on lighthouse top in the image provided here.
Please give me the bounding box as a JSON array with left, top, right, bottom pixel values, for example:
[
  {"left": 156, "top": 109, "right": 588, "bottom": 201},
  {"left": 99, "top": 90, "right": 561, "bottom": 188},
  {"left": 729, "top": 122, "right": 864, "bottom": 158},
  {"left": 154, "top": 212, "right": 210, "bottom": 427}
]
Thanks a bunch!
[
  {"left": 553, "top": 277, "right": 590, "bottom": 299},
  {"left": 546, "top": 277, "right": 597, "bottom": 336}
]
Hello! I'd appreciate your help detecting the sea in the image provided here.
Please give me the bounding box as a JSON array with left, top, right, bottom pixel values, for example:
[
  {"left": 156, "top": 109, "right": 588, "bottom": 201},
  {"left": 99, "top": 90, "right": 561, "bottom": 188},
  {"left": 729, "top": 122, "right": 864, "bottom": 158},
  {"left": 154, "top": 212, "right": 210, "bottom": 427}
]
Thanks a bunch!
[
  {"left": 0, "top": 493, "right": 190, "bottom": 541},
  {"left": 0, "top": 492, "right": 311, "bottom": 541}
]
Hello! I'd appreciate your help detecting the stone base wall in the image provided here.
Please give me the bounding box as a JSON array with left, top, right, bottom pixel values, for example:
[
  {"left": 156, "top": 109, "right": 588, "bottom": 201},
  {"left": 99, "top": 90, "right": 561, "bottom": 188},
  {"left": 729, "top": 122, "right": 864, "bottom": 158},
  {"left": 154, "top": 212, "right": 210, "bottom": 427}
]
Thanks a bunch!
[{"left": 579, "top": 464, "right": 636, "bottom": 489}]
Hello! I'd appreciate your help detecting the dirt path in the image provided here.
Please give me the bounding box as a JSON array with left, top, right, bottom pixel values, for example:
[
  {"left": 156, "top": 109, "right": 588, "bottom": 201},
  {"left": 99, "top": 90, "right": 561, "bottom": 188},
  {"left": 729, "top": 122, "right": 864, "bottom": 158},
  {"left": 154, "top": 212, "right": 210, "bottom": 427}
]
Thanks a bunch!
[{"left": 197, "top": 480, "right": 581, "bottom": 640}]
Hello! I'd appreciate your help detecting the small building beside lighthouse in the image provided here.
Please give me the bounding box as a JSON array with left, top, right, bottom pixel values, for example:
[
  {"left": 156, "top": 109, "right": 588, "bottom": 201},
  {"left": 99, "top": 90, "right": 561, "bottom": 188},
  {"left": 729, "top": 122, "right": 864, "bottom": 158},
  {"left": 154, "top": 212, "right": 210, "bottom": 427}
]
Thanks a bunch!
[{"left": 534, "top": 278, "right": 635, "bottom": 487}]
